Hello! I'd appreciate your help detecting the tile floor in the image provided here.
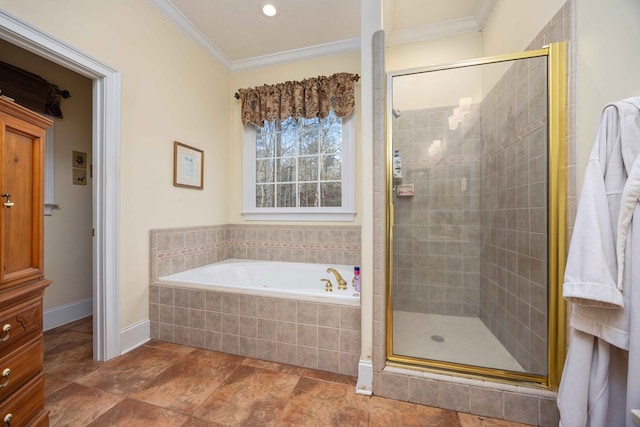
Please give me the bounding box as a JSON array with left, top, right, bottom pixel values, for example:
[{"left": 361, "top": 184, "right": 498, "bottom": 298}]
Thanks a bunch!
[
  {"left": 44, "top": 317, "right": 533, "bottom": 426},
  {"left": 393, "top": 312, "right": 525, "bottom": 372}
]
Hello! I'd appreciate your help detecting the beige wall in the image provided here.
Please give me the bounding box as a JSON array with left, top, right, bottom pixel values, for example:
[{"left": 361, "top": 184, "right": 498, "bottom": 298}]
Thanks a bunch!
[
  {"left": 481, "top": 0, "right": 566, "bottom": 56},
  {"left": 392, "top": 65, "right": 484, "bottom": 111},
  {"left": 227, "top": 54, "right": 362, "bottom": 225},
  {"left": 386, "top": 31, "right": 482, "bottom": 72},
  {"left": 0, "top": 39, "right": 93, "bottom": 311},
  {"left": 575, "top": 0, "right": 640, "bottom": 194},
  {"left": 0, "top": 0, "right": 231, "bottom": 328}
]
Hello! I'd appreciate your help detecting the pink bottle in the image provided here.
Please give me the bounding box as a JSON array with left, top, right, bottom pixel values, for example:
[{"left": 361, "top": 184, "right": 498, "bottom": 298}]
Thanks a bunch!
[{"left": 354, "top": 266, "right": 360, "bottom": 294}]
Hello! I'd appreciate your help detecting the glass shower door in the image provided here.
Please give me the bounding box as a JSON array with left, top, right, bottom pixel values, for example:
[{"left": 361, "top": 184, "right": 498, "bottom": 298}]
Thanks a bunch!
[{"left": 387, "top": 45, "right": 567, "bottom": 384}]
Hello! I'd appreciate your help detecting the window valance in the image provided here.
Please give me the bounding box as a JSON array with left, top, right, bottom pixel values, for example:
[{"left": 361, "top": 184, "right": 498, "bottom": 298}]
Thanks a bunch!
[
  {"left": 234, "top": 72, "right": 359, "bottom": 127},
  {"left": 0, "top": 60, "right": 70, "bottom": 119}
]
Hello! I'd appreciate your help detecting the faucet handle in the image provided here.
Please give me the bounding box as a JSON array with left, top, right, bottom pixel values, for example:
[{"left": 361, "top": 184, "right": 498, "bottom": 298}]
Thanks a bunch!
[{"left": 321, "top": 278, "right": 333, "bottom": 292}]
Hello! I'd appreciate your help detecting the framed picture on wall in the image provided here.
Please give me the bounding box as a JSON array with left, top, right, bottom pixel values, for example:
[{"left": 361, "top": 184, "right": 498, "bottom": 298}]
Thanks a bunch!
[
  {"left": 73, "top": 151, "right": 87, "bottom": 169},
  {"left": 173, "top": 141, "right": 204, "bottom": 189}
]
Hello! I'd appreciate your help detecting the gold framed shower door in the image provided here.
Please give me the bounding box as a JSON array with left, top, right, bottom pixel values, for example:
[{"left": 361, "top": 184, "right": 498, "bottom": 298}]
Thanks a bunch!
[{"left": 385, "top": 42, "right": 567, "bottom": 388}]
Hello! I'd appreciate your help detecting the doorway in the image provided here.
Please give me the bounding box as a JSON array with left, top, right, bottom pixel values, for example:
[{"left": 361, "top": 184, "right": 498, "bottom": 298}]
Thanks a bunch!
[
  {"left": 0, "top": 38, "right": 94, "bottom": 336},
  {"left": 0, "top": 10, "right": 121, "bottom": 361}
]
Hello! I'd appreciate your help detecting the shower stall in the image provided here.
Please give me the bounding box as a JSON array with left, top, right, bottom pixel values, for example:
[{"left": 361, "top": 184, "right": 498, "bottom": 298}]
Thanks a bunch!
[{"left": 386, "top": 43, "right": 567, "bottom": 385}]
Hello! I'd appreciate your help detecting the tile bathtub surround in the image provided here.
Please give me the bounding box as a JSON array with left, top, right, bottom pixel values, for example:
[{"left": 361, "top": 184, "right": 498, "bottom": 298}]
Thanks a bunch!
[
  {"left": 150, "top": 284, "right": 362, "bottom": 377},
  {"left": 150, "top": 225, "right": 229, "bottom": 282},
  {"left": 150, "top": 224, "right": 361, "bottom": 281},
  {"left": 227, "top": 224, "right": 361, "bottom": 266},
  {"left": 45, "top": 318, "right": 530, "bottom": 427}
]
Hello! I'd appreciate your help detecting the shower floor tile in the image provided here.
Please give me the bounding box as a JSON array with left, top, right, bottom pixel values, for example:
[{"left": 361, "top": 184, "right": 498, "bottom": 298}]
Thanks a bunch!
[{"left": 392, "top": 311, "right": 525, "bottom": 372}]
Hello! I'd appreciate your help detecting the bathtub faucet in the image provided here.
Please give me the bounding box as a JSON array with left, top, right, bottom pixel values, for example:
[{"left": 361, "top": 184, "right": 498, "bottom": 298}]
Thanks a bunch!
[{"left": 326, "top": 268, "right": 348, "bottom": 290}]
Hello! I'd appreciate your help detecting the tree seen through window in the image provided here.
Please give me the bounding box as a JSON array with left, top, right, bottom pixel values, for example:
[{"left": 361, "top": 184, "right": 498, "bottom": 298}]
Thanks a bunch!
[{"left": 255, "top": 111, "right": 342, "bottom": 208}]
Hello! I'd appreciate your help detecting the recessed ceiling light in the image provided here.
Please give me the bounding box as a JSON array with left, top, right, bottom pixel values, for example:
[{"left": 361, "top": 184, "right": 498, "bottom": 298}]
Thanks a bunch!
[{"left": 262, "top": 3, "right": 278, "bottom": 18}]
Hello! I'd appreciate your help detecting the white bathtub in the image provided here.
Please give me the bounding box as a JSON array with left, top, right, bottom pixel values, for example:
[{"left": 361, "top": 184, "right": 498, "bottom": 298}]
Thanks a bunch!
[{"left": 157, "top": 259, "right": 360, "bottom": 306}]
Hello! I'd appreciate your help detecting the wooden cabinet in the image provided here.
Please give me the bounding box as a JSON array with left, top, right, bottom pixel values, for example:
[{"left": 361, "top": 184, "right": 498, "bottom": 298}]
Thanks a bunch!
[{"left": 0, "top": 97, "right": 52, "bottom": 427}]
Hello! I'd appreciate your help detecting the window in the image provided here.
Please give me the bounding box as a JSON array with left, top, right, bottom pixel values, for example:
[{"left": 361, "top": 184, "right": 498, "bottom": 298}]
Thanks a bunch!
[
  {"left": 44, "top": 120, "right": 57, "bottom": 215},
  {"left": 243, "top": 111, "right": 354, "bottom": 221}
]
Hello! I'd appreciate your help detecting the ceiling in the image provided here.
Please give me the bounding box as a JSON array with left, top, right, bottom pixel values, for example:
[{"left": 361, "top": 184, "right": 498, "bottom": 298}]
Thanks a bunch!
[{"left": 150, "top": 0, "right": 495, "bottom": 71}]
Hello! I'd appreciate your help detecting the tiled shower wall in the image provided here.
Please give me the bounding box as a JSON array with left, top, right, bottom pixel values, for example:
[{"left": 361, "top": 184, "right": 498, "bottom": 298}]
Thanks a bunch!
[
  {"left": 391, "top": 58, "right": 548, "bottom": 372},
  {"left": 150, "top": 224, "right": 361, "bottom": 282},
  {"left": 392, "top": 106, "right": 482, "bottom": 316},
  {"left": 479, "top": 56, "right": 549, "bottom": 374}
]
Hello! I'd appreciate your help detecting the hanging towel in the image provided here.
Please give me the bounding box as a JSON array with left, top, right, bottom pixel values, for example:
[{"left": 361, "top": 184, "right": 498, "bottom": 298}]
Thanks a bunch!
[{"left": 558, "top": 97, "right": 640, "bottom": 427}]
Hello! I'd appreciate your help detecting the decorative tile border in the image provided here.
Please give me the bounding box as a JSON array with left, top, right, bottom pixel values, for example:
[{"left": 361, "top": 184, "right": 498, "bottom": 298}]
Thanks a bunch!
[
  {"left": 156, "top": 242, "right": 230, "bottom": 260},
  {"left": 482, "top": 115, "right": 547, "bottom": 160}
]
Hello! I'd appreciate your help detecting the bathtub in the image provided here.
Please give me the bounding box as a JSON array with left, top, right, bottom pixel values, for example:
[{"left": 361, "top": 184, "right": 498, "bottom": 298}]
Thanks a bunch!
[{"left": 157, "top": 259, "right": 360, "bottom": 306}]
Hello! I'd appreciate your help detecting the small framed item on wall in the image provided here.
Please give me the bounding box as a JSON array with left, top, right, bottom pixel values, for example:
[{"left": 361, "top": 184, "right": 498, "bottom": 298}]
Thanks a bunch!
[
  {"left": 72, "top": 150, "right": 87, "bottom": 185},
  {"left": 173, "top": 141, "right": 204, "bottom": 189},
  {"left": 73, "top": 168, "right": 87, "bottom": 185},
  {"left": 73, "top": 150, "right": 87, "bottom": 168}
]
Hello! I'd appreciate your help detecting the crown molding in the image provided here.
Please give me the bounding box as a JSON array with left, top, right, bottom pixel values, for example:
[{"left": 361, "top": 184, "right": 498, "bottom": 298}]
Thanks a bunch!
[
  {"left": 230, "top": 37, "right": 361, "bottom": 72},
  {"left": 386, "top": 0, "right": 496, "bottom": 47},
  {"left": 474, "top": 0, "right": 497, "bottom": 28},
  {"left": 150, "top": 0, "right": 496, "bottom": 71},
  {"left": 149, "top": 0, "right": 232, "bottom": 69},
  {"left": 149, "top": 0, "right": 359, "bottom": 72},
  {"left": 387, "top": 16, "right": 480, "bottom": 46}
]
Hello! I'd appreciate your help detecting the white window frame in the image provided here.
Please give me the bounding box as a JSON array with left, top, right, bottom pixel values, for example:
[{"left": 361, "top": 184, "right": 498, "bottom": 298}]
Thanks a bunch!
[{"left": 242, "top": 114, "right": 355, "bottom": 221}]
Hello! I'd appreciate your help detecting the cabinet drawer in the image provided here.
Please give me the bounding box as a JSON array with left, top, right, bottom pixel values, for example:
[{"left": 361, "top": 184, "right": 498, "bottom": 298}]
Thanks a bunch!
[
  {"left": 0, "top": 373, "right": 45, "bottom": 427},
  {"left": 0, "top": 338, "right": 42, "bottom": 402},
  {"left": 0, "top": 298, "right": 41, "bottom": 357}
]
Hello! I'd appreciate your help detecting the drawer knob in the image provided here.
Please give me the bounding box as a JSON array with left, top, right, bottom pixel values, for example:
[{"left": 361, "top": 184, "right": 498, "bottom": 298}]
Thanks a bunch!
[
  {"left": 0, "top": 324, "right": 9, "bottom": 343},
  {"left": 3, "top": 413, "right": 12, "bottom": 425},
  {"left": 0, "top": 368, "right": 9, "bottom": 388},
  {"left": 1, "top": 193, "right": 14, "bottom": 208}
]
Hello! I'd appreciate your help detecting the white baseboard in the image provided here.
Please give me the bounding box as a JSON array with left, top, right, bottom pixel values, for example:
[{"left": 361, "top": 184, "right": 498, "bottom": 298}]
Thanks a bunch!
[
  {"left": 120, "top": 319, "right": 150, "bottom": 355},
  {"left": 355, "top": 360, "right": 373, "bottom": 395},
  {"left": 43, "top": 298, "right": 93, "bottom": 331}
]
